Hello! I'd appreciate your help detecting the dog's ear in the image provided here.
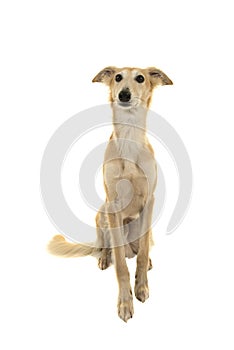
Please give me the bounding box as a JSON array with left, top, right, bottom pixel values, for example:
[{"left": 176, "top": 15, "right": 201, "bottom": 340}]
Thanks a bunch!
[
  {"left": 146, "top": 67, "right": 173, "bottom": 87},
  {"left": 92, "top": 66, "right": 117, "bottom": 85}
]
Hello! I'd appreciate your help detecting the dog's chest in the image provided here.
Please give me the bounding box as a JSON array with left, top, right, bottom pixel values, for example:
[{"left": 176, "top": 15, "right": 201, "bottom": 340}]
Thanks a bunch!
[
  {"left": 115, "top": 126, "right": 141, "bottom": 161},
  {"left": 104, "top": 109, "right": 157, "bottom": 202},
  {"left": 104, "top": 144, "right": 157, "bottom": 200}
]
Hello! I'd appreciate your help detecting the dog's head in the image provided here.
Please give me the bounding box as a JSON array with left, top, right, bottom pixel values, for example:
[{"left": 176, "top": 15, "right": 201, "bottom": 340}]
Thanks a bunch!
[{"left": 92, "top": 66, "right": 173, "bottom": 109}]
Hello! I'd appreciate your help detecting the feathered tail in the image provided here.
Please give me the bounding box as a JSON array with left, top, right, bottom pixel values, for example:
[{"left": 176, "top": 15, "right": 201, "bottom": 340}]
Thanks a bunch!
[{"left": 47, "top": 235, "right": 100, "bottom": 258}]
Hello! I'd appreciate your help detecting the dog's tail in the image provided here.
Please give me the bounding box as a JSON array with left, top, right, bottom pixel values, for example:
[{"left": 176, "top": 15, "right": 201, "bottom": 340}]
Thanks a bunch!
[{"left": 47, "top": 235, "right": 100, "bottom": 258}]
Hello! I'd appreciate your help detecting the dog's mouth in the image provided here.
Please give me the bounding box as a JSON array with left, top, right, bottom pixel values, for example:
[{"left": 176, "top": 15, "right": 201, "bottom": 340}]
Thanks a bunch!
[
  {"left": 117, "top": 101, "right": 132, "bottom": 108},
  {"left": 114, "top": 96, "right": 144, "bottom": 109},
  {"left": 115, "top": 98, "right": 141, "bottom": 109}
]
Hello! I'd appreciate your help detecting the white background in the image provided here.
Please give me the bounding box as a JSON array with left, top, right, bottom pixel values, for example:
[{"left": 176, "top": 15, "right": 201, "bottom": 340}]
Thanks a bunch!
[{"left": 0, "top": 1, "right": 234, "bottom": 349}]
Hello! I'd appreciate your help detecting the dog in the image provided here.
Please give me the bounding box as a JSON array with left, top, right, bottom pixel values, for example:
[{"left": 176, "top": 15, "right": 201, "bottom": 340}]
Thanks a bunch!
[{"left": 48, "top": 66, "right": 173, "bottom": 322}]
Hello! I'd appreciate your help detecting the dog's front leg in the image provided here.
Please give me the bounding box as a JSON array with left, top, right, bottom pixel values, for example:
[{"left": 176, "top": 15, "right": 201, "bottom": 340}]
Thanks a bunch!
[
  {"left": 135, "top": 196, "right": 154, "bottom": 302},
  {"left": 108, "top": 207, "right": 133, "bottom": 322},
  {"left": 96, "top": 206, "right": 112, "bottom": 270}
]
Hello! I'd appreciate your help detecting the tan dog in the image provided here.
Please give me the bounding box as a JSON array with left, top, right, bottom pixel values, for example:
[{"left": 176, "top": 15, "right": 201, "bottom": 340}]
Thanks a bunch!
[{"left": 48, "top": 66, "right": 172, "bottom": 322}]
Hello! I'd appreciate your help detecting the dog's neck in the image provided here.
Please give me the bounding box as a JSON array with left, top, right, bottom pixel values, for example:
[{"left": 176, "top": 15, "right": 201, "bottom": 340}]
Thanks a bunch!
[
  {"left": 111, "top": 105, "right": 148, "bottom": 159},
  {"left": 112, "top": 105, "right": 147, "bottom": 142}
]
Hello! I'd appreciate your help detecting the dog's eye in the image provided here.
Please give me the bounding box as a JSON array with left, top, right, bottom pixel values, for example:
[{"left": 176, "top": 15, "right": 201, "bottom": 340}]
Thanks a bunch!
[
  {"left": 135, "top": 75, "right": 145, "bottom": 83},
  {"left": 115, "top": 74, "right": 123, "bottom": 82}
]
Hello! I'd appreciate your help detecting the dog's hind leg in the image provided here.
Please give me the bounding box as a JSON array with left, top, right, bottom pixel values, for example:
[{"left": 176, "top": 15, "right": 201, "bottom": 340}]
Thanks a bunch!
[
  {"left": 96, "top": 205, "right": 112, "bottom": 270},
  {"left": 127, "top": 218, "right": 153, "bottom": 268}
]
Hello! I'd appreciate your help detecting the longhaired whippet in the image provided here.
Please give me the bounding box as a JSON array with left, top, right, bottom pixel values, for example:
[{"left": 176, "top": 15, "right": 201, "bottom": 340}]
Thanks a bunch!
[{"left": 48, "top": 66, "right": 173, "bottom": 322}]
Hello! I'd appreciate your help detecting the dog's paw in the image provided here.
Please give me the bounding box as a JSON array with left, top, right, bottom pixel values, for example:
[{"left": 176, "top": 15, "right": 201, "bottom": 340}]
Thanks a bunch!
[
  {"left": 98, "top": 250, "right": 111, "bottom": 270},
  {"left": 134, "top": 282, "right": 149, "bottom": 303},
  {"left": 118, "top": 296, "right": 134, "bottom": 323},
  {"left": 98, "top": 256, "right": 111, "bottom": 270}
]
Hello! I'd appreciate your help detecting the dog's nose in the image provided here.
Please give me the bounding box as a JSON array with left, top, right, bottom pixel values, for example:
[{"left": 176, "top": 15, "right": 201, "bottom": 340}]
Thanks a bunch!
[{"left": 118, "top": 88, "right": 131, "bottom": 103}]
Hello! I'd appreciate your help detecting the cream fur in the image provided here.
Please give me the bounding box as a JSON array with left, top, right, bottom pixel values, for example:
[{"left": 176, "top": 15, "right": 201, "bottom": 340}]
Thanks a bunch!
[{"left": 47, "top": 66, "right": 172, "bottom": 322}]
